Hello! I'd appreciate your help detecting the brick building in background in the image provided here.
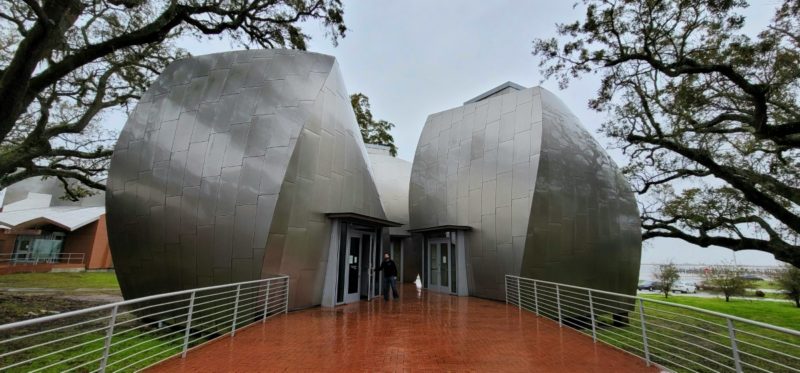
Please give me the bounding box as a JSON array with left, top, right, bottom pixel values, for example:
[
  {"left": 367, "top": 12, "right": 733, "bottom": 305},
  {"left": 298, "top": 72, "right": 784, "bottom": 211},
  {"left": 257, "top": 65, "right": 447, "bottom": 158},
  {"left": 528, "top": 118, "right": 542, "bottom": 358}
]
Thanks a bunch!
[{"left": 0, "top": 178, "right": 112, "bottom": 275}]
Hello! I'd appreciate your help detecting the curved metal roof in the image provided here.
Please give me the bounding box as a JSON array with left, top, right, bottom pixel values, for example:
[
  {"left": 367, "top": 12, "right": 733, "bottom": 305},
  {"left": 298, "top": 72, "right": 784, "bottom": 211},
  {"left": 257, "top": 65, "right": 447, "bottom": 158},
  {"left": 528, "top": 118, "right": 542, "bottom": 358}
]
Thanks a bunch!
[{"left": 367, "top": 146, "right": 411, "bottom": 236}]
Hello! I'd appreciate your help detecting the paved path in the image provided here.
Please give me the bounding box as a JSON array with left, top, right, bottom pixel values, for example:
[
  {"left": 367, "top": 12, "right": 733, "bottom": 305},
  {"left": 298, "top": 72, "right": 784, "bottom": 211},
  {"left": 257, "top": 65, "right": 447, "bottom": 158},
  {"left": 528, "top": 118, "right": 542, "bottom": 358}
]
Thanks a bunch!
[{"left": 151, "top": 284, "right": 656, "bottom": 372}]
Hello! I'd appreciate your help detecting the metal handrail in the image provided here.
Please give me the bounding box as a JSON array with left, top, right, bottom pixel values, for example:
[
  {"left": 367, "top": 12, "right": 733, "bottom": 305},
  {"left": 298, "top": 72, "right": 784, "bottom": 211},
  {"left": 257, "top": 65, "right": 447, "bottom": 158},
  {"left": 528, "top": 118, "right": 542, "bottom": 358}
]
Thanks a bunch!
[
  {"left": 0, "top": 252, "right": 86, "bottom": 265},
  {"left": 506, "top": 275, "right": 800, "bottom": 373},
  {"left": 0, "top": 275, "right": 290, "bottom": 372},
  {"left": 507, "top": 275, "right": 800, "bottom": 338}
]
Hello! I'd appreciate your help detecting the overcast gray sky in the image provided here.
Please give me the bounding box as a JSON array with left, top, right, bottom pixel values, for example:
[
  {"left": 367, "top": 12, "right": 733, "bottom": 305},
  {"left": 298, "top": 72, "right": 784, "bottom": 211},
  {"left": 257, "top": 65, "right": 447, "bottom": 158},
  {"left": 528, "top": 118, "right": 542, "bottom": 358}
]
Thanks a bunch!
[{"left": 167, "top": 1, "right": 785, "bottom": 266}]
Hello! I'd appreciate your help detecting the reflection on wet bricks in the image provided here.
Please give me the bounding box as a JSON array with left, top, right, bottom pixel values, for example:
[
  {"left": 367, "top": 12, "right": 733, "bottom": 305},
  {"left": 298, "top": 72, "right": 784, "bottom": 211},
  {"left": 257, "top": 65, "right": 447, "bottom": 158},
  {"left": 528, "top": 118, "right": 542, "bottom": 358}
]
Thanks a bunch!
[{"left": 149, "top": 284, "right": 656, "bottom": 372}]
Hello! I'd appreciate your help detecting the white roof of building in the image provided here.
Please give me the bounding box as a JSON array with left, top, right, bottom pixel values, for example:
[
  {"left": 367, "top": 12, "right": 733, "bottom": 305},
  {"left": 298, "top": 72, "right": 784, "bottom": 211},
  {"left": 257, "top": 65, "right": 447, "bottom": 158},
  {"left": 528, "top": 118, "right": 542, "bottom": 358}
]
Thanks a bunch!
[
  {"left": 0, "top": 206, "right": 105, "bottom": 231},
  {"left": 0, "top": 178, "right": 106, "bottom": 232}
]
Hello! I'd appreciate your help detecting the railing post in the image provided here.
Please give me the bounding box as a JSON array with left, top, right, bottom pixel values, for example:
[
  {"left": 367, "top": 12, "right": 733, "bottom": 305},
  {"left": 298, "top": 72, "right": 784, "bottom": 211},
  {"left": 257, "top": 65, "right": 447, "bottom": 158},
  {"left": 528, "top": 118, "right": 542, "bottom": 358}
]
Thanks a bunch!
[
  {"left": 588, "top": 290, "right": 597, "bottom": 343},
  {"left": 181, "top": 291, "right": 196, "bottom": 358},
  {"left": 516, "top": 277, "right": 521, "bottom": 308},
  {"left": 533, "top": 281, "right": 539, "bottom": 315},
  {"left": 504, "top": 276, "right": 509, "bottom": 305},
  {"left": 261, "top": 280, "right": 272, "bottom": 323},
  {"left": 556, "top": 283, "right": 562, "bottom": 327},
  {"left": 638, "top": 299, "right": 651, "bottom": 367},
  {"left": 231, "top": 284, "right": 242, "bottom": 336},
  {"left": 98, "top": 305, "right": 118, "bottom": 372},
  {"left": 284, "top": 277, "right": 290, "bottom": 314},
  {"left": 727, "top": 317, "right": 743, "bottom": 373}
]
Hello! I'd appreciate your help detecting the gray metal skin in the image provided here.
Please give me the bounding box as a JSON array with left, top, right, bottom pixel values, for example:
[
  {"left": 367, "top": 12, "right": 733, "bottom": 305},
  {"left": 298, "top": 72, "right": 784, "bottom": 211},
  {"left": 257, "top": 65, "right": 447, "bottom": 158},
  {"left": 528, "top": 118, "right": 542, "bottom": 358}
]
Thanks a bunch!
[
  {"left": 107, "top": 50, "right": 387, "bottom": 310},
  {"left": 409, "top": 86, "right": 641, "bottom": 301},
  {"left": 366, "top": 146, "right": 421, "bottom": 283},
  {"left": 366, "top": 145, "right": 411, "bottom": 237}
]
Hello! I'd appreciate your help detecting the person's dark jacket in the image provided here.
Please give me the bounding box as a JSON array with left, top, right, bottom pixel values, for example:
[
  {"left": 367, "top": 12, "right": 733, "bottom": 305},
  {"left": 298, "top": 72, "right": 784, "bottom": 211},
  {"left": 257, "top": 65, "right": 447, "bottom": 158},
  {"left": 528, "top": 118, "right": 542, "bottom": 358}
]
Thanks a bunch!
[{"left": 375, "top": 259, "right": 398, "bottom": 277}]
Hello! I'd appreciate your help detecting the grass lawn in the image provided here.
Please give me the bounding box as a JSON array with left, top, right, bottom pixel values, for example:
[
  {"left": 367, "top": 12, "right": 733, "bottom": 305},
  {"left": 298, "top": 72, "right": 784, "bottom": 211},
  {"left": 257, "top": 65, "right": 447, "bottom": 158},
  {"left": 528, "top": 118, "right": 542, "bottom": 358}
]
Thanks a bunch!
[
  {"left": 748, "top": 279, "right": 782, "bottom": 290},
  {"left": 0, "top": 272, "right": 119, "bottom": 291},
  {"left": 640, "top": 294, "right": 800, "bottom": 331}
]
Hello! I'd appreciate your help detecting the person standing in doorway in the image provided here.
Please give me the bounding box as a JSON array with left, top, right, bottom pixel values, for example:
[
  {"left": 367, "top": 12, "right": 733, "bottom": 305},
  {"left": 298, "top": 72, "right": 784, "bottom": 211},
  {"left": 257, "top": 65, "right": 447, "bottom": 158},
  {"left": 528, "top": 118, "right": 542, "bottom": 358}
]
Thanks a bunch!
[{"left": 375, "top": 252, "right": 399, "bottom": 301}]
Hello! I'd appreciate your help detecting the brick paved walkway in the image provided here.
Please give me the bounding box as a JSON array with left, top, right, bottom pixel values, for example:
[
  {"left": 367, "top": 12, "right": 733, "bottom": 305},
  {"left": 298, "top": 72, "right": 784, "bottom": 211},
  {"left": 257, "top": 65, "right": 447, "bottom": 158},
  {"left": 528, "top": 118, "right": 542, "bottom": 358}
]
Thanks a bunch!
[{"left": 150, "top": 284, "right": 656, "bottom": 372}]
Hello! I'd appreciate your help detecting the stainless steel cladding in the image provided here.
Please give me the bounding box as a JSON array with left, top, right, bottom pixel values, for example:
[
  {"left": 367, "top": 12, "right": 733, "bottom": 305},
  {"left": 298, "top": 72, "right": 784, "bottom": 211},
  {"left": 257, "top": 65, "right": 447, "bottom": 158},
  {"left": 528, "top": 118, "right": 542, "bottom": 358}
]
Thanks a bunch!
[
  {"left": 366, "top": 146, "right": 411, "bottom": 236},
  {"left": 106, "top": 50, "right": 387, "bottom": 309},
  {"left": 409, "top": 85, "right": 641, "bottom": 300}
]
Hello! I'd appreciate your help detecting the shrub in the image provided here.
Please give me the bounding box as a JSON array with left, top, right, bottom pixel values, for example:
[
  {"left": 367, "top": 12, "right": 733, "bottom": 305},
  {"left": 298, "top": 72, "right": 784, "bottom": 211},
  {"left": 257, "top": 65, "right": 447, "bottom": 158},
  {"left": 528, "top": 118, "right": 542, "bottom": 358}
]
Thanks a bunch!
[
  {"left": 655, "top": 263, "right": 680, "bottom": 298},
  {"left": 775, "top": 264, "right": 800, "bottom": 308},
  {"left": 703, "top": 264, "right": 748, "bottom": 302}
]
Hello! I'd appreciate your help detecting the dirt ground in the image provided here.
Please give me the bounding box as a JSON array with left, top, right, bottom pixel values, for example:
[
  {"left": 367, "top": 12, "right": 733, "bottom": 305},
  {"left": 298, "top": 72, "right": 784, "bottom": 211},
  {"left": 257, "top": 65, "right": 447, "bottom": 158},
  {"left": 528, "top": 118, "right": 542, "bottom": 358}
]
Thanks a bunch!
[{"left": 0, "top": 290, "right": 122, "bottom": 324}]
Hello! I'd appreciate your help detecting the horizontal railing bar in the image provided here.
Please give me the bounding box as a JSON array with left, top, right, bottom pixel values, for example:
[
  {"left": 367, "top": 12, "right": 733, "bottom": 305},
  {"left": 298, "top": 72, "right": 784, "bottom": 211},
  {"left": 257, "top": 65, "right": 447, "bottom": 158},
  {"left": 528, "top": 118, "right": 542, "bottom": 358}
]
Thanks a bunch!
[
  {"left": 112, "top": 293, "right": 198, "bottom": 315},
  {"left": 510, "top": 275, "right": 800, "bottom": 337},
  {"left": 733, "top": 327, "right": 800, "bottom": 351},
  {"left": 645, "top": 348, "right": 706, "bottom": 373},
  {"left": 108, "top": 334, "right": 185, "bottom": 373},
  {"left": 27, "top": 339, "right": 107, "bottom": 373},
  {"left": 105, "top": 326, "right": 179, "bottom": 357},
  {"left": 641, "top": 334, "right": 723, "bottom": 373},
  {"left": 171, "top": 304, "right": 237, "bottom": 326},
  {"left": 0, "top": 320, "right": 111, "bottom": 361},
  {"left": 734, "top": 337, "right": 800, "bottom": 362},
  {"left": 62, "top": 353, "right": 104, "bottom": 373},
  {"left": 641, "top": 304, "right": 736, "bottom": 331},
  {"left": 509, "top": 275, "right": 800, "bottom": 373},
  {"left": 541, "top": 297, "right": 594, "bottom": 319},
  {"left": 103, "top": 327, "right": 187, "bottom": 367},
  {"left": 736, "top": 353, "right": 780, "bottom": 373},
  {"left": 638, "top": 312, "right": 733, "bottom": 342},
  {"left": 197, "top": 285, "right": 270, "bottom": 300},
  {"left": 0, "top": 276, "right": 288, "bottom": 331},
  {"left": 595, "top": 331, "right": 648, "bottom": 358},
  {"left": 2, "top": 335, "right": 105, "bottom": 371},
  {"left": 104, "top": 325, "right": 192, "bottom": 364},
  {"left": 737, "top": 348, "right": 800, "bottom": 372},
  {"left": 595, "top": 327, "right": 647, "bottom": 351},
  {"left": 0, "top": 311, "right": 114, "bottom": 346},
  {"left": 554, "top": 292, "right": 628, "bottom": 313},
  {"left": 107, "top": 306, "right": 192, "bottom": 331},
  {"left": 524, "top": 284, "right": 778, "bottom": 346},
  {"left": 642, "top": 328, "right": 737, "bottom": 369},
  {"left": 231, "top": 306, "right": 267, "bottom": 326},
  {"left": 234, "top": 299, "right": 273, "bottom": 316},
  {"left": 186, "top": 306, "right": 261, "bottom": 339},
  {"left": 643, "top": 318, "right": 737, "bottom": 353},
  {"left": 0, "top": 277, "right": 290, "bottom": 373}
]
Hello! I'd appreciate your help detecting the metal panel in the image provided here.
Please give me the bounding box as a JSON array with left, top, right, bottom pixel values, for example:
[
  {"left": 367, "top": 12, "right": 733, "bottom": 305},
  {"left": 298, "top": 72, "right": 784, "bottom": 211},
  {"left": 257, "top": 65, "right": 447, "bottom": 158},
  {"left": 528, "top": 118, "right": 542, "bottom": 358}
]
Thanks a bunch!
[
  {"left": 107, "top": 50, "right": 388, "bottom": 310},
  {"left": 409, "top": 85, "right": 641, "bottom": 301}
]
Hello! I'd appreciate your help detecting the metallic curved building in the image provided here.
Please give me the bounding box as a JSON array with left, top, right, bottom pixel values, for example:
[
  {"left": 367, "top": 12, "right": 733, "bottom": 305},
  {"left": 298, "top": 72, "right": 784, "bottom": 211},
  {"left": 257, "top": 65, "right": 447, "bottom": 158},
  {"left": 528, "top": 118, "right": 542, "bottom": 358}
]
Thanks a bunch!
[
  {"left": 409, "top": 82, "right": 641, "bottom": 300},
  {"left": 107, "top": 50, "right": 399, "bottom": 309},
  {"left": 107, "top": 51, "right": 639, "bottom": 309},
  {"left": 365, "top": 145, "right": 420, "bottom": 283}
]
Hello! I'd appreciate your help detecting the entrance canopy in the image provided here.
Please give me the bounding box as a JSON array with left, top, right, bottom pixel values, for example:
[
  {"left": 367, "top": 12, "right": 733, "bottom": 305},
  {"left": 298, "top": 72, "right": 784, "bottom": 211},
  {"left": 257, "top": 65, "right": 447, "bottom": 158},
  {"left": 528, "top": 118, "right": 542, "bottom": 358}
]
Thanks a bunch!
[
  {"left": 407, "top": 225, "right": 472, "bottom": 234},
  {"left": 325, "top": 212, "right": 402, "bottom": 228}
]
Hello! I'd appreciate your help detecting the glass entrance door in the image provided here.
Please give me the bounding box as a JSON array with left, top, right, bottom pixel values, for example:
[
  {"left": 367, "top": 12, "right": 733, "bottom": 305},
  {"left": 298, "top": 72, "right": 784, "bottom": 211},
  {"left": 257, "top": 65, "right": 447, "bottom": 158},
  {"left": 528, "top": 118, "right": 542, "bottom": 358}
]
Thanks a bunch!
[
  {"left": 428, "top": 239, "right": 452, "bottom": 293},
  {"left": 339, "top": 227, "right": 377, "bottom": 304},
  {"left": 361, "top": 232, "right": 376, "bottom": 300},
  {"left": 344, "top": 234, "right": 362, "bottom": 303}
]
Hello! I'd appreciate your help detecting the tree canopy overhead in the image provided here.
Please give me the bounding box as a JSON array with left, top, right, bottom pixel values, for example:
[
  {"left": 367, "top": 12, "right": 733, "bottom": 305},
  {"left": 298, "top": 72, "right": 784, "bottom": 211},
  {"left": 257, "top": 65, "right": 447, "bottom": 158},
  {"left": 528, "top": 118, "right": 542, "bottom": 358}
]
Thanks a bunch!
[
  {"left": 533, "top": 0, "right": 800, "bottom": 267},
  {"left": 350, "top": 93, "right": 397, "bottom": 156},
  {"left": 0, "top": 0, "right": 346, "bottom": 200}
]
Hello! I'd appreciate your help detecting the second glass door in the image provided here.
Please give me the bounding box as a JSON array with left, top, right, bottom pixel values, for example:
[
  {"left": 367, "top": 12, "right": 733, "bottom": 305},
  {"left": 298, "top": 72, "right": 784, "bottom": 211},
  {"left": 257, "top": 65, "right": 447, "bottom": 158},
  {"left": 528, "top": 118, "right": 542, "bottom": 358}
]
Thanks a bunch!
[{"left": 428, "top": 239, "right": 452, "bottom": 293}]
